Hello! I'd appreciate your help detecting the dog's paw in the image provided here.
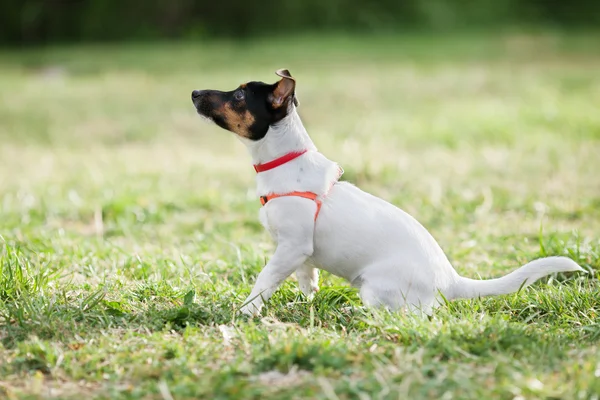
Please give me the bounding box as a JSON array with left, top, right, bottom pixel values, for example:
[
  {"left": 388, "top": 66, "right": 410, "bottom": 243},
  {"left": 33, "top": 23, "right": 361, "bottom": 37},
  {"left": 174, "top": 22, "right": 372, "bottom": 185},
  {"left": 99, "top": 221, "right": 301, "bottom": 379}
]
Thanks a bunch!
[
  {"left": 299, "top": 284, "right": 319, "bottom": 300},
  {"left": 240, "top": 301, "right": 262, "bottom": 317}
]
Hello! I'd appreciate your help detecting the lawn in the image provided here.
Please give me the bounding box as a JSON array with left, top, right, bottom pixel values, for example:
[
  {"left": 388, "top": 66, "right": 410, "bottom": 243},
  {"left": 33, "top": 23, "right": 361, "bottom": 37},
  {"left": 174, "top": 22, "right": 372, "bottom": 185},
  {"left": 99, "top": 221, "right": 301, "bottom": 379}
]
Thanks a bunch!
[{"left": 1, "top": 32, "right": 600, "bottom": 399}]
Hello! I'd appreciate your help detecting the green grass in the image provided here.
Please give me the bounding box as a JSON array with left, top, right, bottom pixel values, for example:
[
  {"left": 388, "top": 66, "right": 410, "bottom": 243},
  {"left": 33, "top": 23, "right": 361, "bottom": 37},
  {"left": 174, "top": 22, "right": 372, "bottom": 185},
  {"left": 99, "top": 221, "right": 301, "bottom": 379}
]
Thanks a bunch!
[{"left": 1, "top": 31, "right": 600, "bottom": 399}]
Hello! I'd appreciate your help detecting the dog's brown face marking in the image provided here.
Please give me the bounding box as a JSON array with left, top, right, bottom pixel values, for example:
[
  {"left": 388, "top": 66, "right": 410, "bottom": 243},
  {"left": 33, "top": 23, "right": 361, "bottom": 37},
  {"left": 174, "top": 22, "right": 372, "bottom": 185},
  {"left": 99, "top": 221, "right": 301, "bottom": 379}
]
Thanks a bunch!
[
  {"left": 220, "top": 103, "right": 256, "bottom": 138},
  {"left": 191, "top": 70, "right": 298, "bottom": 141}
]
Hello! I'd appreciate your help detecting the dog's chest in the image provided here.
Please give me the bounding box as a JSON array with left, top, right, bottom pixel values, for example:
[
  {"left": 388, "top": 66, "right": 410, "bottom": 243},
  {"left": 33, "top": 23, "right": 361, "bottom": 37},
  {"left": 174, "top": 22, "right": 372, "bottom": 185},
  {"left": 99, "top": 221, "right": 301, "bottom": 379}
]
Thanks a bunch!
[{"left": 258, "top": 207, "right": 278, "bottom": 241}]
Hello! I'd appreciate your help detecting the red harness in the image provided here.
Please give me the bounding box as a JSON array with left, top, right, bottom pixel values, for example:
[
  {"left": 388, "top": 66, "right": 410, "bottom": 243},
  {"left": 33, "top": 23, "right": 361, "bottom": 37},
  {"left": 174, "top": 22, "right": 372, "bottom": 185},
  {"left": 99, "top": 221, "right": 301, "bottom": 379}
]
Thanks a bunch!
[{"left": 254, "top": 150, "right": 338, "bottom": 221}]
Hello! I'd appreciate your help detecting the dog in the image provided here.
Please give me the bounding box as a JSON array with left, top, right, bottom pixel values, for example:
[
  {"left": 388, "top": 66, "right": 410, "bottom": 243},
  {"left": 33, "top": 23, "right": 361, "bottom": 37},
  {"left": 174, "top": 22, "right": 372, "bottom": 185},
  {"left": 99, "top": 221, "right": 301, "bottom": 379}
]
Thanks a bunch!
[{"left": 191, "top": 69, "right": 584, "bottom": 316}]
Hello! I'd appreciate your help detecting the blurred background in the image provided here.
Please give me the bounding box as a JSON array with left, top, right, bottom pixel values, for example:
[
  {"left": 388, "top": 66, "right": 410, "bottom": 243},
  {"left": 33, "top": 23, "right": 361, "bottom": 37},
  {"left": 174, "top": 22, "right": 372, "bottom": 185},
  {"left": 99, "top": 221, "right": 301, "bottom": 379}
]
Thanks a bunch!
[{"left": 1, "top": 0, "right": 600, "bottom": 44}]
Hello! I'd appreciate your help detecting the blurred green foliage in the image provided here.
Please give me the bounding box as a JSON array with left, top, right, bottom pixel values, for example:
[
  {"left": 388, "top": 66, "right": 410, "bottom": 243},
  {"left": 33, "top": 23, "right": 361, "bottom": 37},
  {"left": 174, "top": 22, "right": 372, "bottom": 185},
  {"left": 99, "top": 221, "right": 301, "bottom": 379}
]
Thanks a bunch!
[{"left": 1, "top": 0, "right": 600, "bottom": 45}]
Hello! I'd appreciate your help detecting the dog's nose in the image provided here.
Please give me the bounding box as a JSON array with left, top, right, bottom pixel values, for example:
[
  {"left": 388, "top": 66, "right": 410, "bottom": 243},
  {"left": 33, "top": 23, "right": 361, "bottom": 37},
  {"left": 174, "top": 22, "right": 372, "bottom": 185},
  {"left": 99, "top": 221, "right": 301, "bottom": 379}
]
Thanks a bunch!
[{"left": 191, "top": 90, "right": 201, "bottom": 99}]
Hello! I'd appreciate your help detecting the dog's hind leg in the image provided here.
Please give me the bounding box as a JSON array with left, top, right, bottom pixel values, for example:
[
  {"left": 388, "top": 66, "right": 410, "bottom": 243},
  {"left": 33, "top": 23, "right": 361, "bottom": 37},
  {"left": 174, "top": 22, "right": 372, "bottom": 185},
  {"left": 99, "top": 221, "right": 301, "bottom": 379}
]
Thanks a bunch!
[
  {"left": 357, "top": 269, "right": 437, "bottom": 315},
  {"left": 359, "top": 284, "right": 436, "bottom": 315},
  {"left": 296, "top": 263, "right": 319, "bottom": 299},
  {"left": 359, "top": 284, "right": 403, "bottom": 309}
]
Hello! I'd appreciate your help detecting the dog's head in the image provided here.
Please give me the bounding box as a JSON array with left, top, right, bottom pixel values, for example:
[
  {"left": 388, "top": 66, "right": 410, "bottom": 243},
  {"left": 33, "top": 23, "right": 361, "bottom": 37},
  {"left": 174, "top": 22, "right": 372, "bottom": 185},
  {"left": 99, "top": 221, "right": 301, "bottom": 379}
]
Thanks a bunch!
[{"left": 191, "top": 69, "right": 299, "bottom": 141}]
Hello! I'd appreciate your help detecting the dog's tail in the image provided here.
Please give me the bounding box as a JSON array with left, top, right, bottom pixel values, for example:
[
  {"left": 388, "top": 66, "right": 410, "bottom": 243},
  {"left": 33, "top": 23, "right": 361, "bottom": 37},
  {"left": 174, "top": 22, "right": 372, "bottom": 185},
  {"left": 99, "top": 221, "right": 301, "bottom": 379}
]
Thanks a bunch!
[{"left": 447, "top": 256, "right": 584, "bottom": 300}]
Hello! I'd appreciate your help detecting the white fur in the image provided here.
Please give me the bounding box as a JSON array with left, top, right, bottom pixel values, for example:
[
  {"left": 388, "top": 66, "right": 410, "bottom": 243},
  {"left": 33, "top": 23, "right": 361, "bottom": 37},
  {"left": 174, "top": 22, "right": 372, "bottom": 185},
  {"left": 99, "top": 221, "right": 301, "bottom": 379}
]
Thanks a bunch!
[{"left": 233, "top": 106, "right": 584, "bottom": 316}]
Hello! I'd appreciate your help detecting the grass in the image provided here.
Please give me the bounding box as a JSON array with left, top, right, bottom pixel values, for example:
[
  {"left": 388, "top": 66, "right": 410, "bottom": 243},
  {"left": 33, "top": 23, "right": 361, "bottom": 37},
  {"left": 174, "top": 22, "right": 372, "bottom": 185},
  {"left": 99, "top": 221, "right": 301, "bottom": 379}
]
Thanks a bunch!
[{"left": 1, "top": 31, "right": 600, "bottom": 399}]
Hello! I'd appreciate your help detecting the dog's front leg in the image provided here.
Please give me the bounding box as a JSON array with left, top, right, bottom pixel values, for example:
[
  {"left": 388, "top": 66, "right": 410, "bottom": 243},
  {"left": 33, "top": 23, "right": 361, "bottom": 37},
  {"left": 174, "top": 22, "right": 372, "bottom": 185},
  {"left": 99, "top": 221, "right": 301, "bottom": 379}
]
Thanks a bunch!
[
  {"left": 240, "top": 245, "right": 311, "bottom": 316},
  {"left": 240, "top": 199, "right": 316, "bottom": 316}
]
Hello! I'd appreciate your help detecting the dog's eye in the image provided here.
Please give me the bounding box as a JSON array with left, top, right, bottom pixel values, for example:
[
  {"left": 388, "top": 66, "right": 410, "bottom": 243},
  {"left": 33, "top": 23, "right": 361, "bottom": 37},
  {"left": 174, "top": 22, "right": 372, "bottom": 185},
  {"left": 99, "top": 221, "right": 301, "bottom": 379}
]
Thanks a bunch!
[{"left": 234, "top": 90, "right": 245, "bottom": 101}]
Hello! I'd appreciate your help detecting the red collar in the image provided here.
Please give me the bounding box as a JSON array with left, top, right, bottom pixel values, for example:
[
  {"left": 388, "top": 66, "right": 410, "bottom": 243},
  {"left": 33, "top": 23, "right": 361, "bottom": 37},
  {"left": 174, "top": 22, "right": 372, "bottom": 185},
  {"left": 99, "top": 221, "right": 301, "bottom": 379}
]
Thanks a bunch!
[{"left": 253, "top": 150, "right": 308, "bottom": 173}]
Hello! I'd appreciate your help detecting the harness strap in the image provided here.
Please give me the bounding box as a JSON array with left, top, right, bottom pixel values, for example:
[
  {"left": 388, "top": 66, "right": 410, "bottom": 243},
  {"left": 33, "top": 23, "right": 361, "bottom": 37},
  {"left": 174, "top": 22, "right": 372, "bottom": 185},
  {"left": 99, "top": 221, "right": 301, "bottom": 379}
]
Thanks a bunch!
[{"left": 260, "top": 191, "right": 322, "bottom": 221}]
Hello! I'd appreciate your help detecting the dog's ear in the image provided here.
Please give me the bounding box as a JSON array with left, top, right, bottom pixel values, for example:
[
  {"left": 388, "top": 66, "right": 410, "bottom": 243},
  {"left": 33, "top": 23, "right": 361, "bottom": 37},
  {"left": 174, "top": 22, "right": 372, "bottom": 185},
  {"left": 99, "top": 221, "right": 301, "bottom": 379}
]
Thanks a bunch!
[{"left": 272, "top": 69, "right": 299, "bottom": 108}]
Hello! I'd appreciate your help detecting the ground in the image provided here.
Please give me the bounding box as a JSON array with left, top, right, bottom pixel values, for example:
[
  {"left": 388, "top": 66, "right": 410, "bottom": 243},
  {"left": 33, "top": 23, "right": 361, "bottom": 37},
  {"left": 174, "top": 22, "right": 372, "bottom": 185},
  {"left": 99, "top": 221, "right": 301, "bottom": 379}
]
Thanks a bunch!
[{"left": 0, "top": 32, "right": 599, "bottom": 399}]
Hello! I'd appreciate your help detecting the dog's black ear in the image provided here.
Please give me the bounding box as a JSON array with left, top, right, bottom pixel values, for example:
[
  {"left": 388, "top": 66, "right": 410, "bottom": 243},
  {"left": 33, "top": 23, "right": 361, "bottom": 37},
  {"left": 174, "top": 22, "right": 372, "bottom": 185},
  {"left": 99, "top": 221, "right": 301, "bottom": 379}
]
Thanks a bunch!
[{"left": 272, "top": 69, "right": 299, "bottom": 108}]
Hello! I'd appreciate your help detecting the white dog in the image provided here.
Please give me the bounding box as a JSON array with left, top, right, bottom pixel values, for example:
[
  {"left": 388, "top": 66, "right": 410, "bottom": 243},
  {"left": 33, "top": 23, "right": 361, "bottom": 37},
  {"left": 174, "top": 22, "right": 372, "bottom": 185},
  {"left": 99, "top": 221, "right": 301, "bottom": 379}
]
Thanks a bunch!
[{"left": 191, "top": 69, "right": 584, "bottom": 316}]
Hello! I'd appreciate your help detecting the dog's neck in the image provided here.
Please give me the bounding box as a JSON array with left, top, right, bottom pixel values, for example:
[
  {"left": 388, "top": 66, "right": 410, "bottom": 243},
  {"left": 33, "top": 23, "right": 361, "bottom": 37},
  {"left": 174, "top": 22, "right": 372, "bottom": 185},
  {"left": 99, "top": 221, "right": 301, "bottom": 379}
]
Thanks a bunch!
[
  {"left": 239, "top": 106, "right": 341, "bottom": 197},
  {"left": 241, "top": 107, "right": 317, "bottom": 164}
]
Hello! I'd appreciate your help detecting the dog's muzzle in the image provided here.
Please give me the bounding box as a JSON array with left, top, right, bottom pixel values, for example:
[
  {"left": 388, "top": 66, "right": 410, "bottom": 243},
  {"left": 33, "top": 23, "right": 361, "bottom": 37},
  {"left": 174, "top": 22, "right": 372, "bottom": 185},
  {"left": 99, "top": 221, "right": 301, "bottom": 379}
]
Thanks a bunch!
[
  {"left": 191, "top": 90, "right": 206, "bottom": 106},
  {"left": 191, "top": 90, "right": 214, "bottom": 117}
]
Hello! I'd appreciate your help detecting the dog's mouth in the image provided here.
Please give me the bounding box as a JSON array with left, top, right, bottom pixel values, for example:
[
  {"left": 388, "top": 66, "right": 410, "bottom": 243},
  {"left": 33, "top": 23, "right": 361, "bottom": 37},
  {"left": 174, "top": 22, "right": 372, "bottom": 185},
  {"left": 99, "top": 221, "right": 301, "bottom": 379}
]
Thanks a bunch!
[
  {"left": 197, "top": 114, "right": 213, "bottom": 123},
  {"left": 191, "top": 90, "right": 215, "bottom": 122}
]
